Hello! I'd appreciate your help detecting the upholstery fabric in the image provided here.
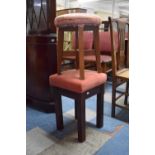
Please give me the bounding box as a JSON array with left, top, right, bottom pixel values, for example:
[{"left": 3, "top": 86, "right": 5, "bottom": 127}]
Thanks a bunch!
[
  {"left": 99, "top": 31, "right": 118, "bottom": 53},
  {"left": 49, "top": 69, "right": 107, "bottom": 93},
  {"left": 54, "top": 13, "right": 102, "bottom": 27},
  {"left": 72, "top": 31, "right": 93, "bottom": 50},
  {"left": 63, "top": 55, "right": 111, "bottom": 63},
  {"left": 84, "top": 55, "right": 112, "bottom": 63},
  {"left": 71, "top": 31, "right": 118, "bottom": 53}
]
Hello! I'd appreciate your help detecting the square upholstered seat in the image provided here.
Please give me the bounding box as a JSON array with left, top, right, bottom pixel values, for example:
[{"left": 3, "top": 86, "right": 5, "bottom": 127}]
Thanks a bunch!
[{"left": 49, "top": 69, "right": 107, "bottom": 93}]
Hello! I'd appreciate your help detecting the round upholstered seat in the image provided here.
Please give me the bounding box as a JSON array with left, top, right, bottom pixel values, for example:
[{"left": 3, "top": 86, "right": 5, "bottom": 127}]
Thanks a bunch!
[{"left": 54, "top": 13, "right": 102, "bottom": 27}]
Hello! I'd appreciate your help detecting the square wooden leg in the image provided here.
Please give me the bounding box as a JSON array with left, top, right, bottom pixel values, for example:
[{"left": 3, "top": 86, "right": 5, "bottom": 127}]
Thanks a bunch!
[
  {"left": 77, "top": 95, "right": 85, "bottom": 142},
  {"left": 54, "top": 88, "right": 64, "bottom": 130},
  {"left": 124, "top": 81, "right": 129, "bottom": 105},
  {"left": 75, "top": 100, "right": 78, "bottom": 119},
  {"left": 96, "top": 85, "right": 104, "bottom": 128},
  {"left": 112, "top": 79, "right": 116, "bottom": 117}
]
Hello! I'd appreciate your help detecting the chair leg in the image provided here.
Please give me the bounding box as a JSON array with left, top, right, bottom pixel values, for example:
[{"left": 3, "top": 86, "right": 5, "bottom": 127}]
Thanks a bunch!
[
  {"left": 75, "top": 100, "right": 78, "bottom": 119},
  {"left": 77, "top": 95, "right": 85, "bottom": 142},
  {"left": 54, "top": 88, "right": 64, "bottom": 130},
  {"left": 101, "top": 63, "right": 106, "bottom": 73},
  {"left": 96, "top": 85, "right": 104, "bottom": 128},
  {"left": 124, "top": 81, "right": 129, "bottom": 105},
  {"left": 112, "top": 79, "right": 116, "bottom": 117}
]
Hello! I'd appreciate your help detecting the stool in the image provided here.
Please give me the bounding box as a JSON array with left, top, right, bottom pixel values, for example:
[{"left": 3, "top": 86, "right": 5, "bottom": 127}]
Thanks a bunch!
[{"left": 49, "top": 13, "right": 107, "bottom": 142}]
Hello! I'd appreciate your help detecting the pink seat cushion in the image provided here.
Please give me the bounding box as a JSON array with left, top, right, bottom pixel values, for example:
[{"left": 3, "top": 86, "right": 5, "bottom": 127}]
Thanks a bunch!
[
  {"left": 72, "top": 32, "right": 93, "bottom": 49},
  {"left": 49, "top": 69, "right": 107, "bottom": 93},
  {"left": 63, "top": 55, "right": 111, "bottom": 63},
  {"left": 84, "top": 55, "right": 111, "bottom": 63},
  {"left": 54, "top": 13, "right": 102, "bottom": 27}
]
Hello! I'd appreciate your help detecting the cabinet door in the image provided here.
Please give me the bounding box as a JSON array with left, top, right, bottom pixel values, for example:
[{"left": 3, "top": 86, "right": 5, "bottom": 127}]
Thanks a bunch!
[
  {"left": 26, "top": 0, "right": 56, "bottom": 34},
  {"left": 26, "top": 35, "right": 57, "bottom": 102}
]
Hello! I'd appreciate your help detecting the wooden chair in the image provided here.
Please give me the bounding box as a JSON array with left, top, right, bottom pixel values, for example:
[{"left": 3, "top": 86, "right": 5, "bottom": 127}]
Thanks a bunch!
[
  {"left": 108, "top": 17, "right": 129, "bottom": 117},
  {"left": 49, "top": 13, "right": 107, "bottom": 142}
]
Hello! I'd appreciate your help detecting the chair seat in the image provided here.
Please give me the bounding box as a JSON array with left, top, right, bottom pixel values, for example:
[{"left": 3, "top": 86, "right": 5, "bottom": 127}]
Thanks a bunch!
[
  {"left": 54, "top": 13, "right": 102, "bottom": 27},
  {"left": 63, "top": 55, "right": 76, "bottom": 60},
  {"left": 116, "top": 68, "right": 129, "bottom": 79},
  {"left": 84, "top": 55, "right": 111, "bottom": 63},
  {"left": 49, "top": 69, "right": 107, "bottom": 93},
  {"left": 63, "top": 55, "right": 111, "bottom": 63}
]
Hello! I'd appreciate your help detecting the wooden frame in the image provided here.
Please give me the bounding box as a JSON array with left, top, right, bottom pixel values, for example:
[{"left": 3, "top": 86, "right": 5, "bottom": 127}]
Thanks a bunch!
[
  {"left": 62, "top": 21, "right": 112, "bottom": 73},
  {"left": 57, "top": 25, "right": 102, "bottom": 78},
  {"left": 53, "top": 84, "right": 104, "bottom": 142}
]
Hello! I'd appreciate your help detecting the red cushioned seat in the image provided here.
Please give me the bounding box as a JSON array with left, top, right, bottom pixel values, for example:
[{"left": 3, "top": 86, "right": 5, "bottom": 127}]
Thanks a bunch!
[
  {"left": 63, "top": 55, "right": 111, "bottom": 63},
  {"left": 84, "top": 55, "right": 111, "bottom": 63},
  {"left": 49, "top": 69, "right": 107, "bottom": 93}
]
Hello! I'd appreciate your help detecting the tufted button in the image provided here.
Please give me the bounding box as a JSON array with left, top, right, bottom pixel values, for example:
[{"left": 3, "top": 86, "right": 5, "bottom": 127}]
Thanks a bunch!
[
  {"left": 51, "top": 39, "right": 55, "bottom": 43},
  {"left": 86, "top": 91, "right": 90, "bottom": 95}
]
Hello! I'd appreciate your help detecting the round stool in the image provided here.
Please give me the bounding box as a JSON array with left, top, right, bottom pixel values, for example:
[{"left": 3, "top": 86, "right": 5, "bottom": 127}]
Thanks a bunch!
[{"left": 54, "top": 13, "right": 102, "bottom": 79}]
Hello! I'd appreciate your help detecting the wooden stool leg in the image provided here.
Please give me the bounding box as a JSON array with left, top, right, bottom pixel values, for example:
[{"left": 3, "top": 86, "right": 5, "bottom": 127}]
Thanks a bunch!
[
  {"left": 93, "top": 26, "right": 102, "bottom": 73},
  {"left": 54, "top": 88, "right": 64, "bottom": 130},
  {"left": 101, "top": 63, "right": 107, "bottom": 73},
  {"left": 57, "top": 28, "right": 64, "bottom": 75},
  {"left": 97, "top": 85, "right": 104, "bottom": 128},
  {"left": 78, "top": 25, "right": 85, "bottom": 80},
  {"left": 75, "top": 31, "right": 79, "bottom": 69},
  {"left": 112, "top": 78, "right": 116, "bottom": 117},
  {"left": 77, "top": 95, "right": 85, "bottom": 142}
]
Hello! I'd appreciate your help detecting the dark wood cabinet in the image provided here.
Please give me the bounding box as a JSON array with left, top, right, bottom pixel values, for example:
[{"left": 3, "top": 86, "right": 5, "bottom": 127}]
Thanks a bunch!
[
  {"left": 26, "top": 34, "right": 57, "bottom": 112},
  {"left": 26, "top": 0, "right": 57, "bottom": 112}
]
